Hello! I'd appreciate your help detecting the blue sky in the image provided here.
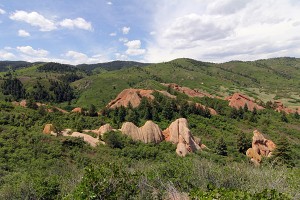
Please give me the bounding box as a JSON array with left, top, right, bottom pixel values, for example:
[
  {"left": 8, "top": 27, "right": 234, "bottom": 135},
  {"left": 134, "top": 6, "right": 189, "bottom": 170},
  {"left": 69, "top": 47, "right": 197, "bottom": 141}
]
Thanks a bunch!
[{"left": 1, "top": 0, "right": 300, "bottom": 64}]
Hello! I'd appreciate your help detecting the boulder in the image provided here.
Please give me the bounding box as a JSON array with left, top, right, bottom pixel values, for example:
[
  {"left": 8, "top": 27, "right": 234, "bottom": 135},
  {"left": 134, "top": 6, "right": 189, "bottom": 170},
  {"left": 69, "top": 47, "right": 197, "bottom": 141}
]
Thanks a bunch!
[
  {"left": 43, "top": 124, "right": 55, "bottom": 134},
  {"left": 98, "top": 124, "right": 113, "bottom": 135},
  {"left": 246, "top": 130, "right": 276, "bottom": 165},
  {"left": 120, "top": 121, "right": 164, "bottom": 143},
  {"left": 72, "top": 107, "right": 83, "bottom": 113},
  {"left": 69, "top": 132, "right": 99, "bottom": 147},
  {"left": 226, "top": 93, "right": 264, "bottom": 111}
]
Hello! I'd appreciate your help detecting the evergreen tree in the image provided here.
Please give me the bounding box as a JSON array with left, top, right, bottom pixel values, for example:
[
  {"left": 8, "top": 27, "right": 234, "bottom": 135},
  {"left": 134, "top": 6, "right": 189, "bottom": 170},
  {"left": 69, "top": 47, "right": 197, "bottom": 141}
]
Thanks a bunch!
[
  {"left": 273, "top": 136, "right": 294, "bottom": 167},
  {"left": 243, "top": 103, "right": 248, "bottom": 112},
  {"left": 88, "top": 104, "right": 98, "bottom": 117},
  {"left": 237, "top": 132, "right": 251, "bottom": 154},
  {"left": 281, "top": 112, "right": 288, "bottom": 123},
  {"left": 216, "top": 137, "right": 228, "bottom": 156},
  {"left": 230, "top": 108, "right": 238, "bottom": 119},
  {"left": 1, "top": 77, "right": 26, "bottom": 100},
  {"left": 294, "top": 111, "right": 299, "bottom": 119},
  {"left": 30, "top": 81, "right": 50, "bottom": 102},
  {"left": 162, "top": 100, "right": 174, "bottom": 120},
  {"left": 118, "top": 106, "right": 126, "bottom": 123},
  {"left": 238, "top": 107, "right": 244, "bottom": 119},
  {"left": 26, "top": 98, "right": 38, "bottom": 110},
  {"left": 126, "top": 109, "right": 140, "bottom": 125}
]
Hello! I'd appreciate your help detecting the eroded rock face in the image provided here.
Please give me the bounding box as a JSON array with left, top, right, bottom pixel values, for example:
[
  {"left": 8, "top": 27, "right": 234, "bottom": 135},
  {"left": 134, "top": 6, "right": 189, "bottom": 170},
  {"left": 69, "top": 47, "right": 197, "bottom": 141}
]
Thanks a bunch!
[
  {"left": 43, "top": 124, "right": 55, "bottom": 134},
  {"left": 226, "top": 93, "right": 264, "bottom": 111},
  {"left": 108, "top": 89, "right": 154, "bottom": 109},
  {"left": 162, "top": 83, "right": 213, "bottom": 98},
  {"left": 164, "top": 118, "right": 202, "bottom": 156},
  {"left": 274, "top": 101, "right": 299, "bottom": 114},
  {"left": 246, "top": 130, "right": 276, "bottom": 165},
  {"left": 98, "top": 124, "right": 113, "bottom": 135},
  {"left": 120, "top": 121, "right": 163, "bottom": 143}
]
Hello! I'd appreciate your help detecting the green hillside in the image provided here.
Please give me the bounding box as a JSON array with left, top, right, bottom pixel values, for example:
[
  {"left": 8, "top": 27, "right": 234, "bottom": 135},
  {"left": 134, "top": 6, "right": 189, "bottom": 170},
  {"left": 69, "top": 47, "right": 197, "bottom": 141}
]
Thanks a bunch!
[
  {"left": 71, "top": 57, "right": 300, "bottom": 108},
  {"left": 0, "top": 57, "right": 300, "bottom": 199}
]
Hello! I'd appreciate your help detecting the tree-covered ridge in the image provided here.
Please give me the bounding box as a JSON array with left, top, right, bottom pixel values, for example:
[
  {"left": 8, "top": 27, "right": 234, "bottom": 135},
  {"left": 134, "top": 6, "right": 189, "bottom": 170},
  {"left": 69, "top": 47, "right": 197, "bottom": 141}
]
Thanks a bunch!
[{"left": 37, "top": 62, "right": 80, "bottom": 73}]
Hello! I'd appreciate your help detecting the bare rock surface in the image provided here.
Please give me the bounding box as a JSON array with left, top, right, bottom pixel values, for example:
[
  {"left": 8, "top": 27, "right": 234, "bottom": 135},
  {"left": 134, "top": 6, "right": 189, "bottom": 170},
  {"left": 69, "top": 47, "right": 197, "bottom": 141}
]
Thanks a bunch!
[
  {"left": 226, "top": 93, "right": 264, "bottom": 111},
  {"left": 246, "top": 130, "right": 276, "bottom": 165},
  {"left": 120, "top": 121, "right": 163, "bottom": 143}
]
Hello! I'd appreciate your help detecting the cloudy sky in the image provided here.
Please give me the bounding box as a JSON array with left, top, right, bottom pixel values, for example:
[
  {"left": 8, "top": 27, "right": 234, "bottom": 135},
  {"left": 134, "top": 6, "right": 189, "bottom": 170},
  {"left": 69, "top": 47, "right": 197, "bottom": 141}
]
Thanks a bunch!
[{"left": 0, "top": 0, "right": 300, "bottom": 64}]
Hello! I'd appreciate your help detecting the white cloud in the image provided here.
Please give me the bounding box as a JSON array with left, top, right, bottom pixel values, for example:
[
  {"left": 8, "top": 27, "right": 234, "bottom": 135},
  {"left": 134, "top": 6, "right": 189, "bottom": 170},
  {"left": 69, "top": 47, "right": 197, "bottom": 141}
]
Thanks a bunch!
[
  {"left": 124, "top": 40, "right": 146, "bottom": 56},
  {"left": 145, "top": 0, "right": 300, "bottom": 62},
  {"left": 18, "top": 29, "right": 30, "bottom": 37},
  {"left": 110, "top": 32, "right": 117, "bottom": 36},
  {"left": 119, "top": 37, "right": 128, "bottom": 43},
  {"left": 0, "top": 8, "right": 6, "bottom": 14},
  {"left": 10, "top": 11, "right": 56, "bottom": 31},
  {"left": 107, "top": 2, "right": 112, "bottom": 5},
  {"left": 115, "top": 53, "right": 128, "bottom": 60},
  {"left": 65, "top": 50, "right": 107, "bottom": 64},
  {"left": 17, "top": 46, "right": 49, "bottom": 57},
  {"left": 122, "top": 26, "right": 130, "bottom": 34},
  {"left": 0, "top": 50, "right": 16, "bottom": 60},
  {"left": 59, "top": 18, "right": 93, "bottom": 31},
  {"left": 150, "top": 31, "right": 156, "bottom": 35}
]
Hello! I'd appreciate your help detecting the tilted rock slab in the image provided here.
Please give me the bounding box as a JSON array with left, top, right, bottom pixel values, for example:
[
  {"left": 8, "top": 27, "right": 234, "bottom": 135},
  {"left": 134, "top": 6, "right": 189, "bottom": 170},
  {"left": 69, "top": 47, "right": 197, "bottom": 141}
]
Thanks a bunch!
[
  {"left": 226, "top": 93, "right": 264, "bottom": 111},
  {"left": 163, "top": 118, "right": 202, "bottom": 157},
  {"left": 120, "top": 121, "right": 164, "bottom": 143}
]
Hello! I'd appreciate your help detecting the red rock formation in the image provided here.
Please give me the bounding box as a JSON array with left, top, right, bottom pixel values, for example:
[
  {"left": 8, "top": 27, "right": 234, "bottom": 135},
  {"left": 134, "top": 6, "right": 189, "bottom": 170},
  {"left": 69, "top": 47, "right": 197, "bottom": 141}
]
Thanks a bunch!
[
  {"left": 108, "top": 89, "right": 154, "bottom": 109},
  {"left": 193, "top": 102, "right": 218, "bottom": 115},
  {"left": 226, "top": 93, "right": 264, "bottom": 111},
  {"left": 246, "top": 130, "right": 276, "bottom": 165},
  {"left": 107, "top": 88, "right": 176, "bottom": 109},
  {"left": 43, "top": 124, "right": 55, "bottom": 134},
  {"left": 163, "top": 118, "right": 204, "bottom": 156},
  {"left": 72, "top": 107, "right": 83, "bottom": 113},
  {"left": 120, "top": 121, "right": 164, "bottom": 143},
  {"left": 274, "top": 101, "right": 299, "bottom": 114},
  {"left": 162, "top": 83, "right": 214, "bottom": 98}
]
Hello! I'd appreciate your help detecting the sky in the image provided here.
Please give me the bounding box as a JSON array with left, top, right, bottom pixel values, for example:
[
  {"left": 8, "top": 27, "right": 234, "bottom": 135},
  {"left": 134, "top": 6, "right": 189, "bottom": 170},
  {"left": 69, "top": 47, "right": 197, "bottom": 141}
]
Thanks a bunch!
[{"left": 1, "top": 0, "right": 300, "bottom": 64}]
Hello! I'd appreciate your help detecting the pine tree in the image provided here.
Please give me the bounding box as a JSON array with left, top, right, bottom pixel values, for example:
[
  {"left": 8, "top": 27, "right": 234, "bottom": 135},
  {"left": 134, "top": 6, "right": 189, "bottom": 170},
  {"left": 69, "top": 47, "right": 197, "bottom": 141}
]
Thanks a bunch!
[
  {"left": 237, "top": 132, "right": 251, "bottom": 154},
  {"left": 281, "top": 112, "right": 288, "bottom": 123},
  {"left": 88, "top": 104, "right": 97, "bottom": 117},
  {"left": 293, "top": 111, "right": 299, "bottom": 120},
  {"left": 273, "top": 136, "right": 294, "bottom": 167},
  {"left": 126, "top": 109, "right": 140, "bottom": 125},
  {"left": 216, "top": 137, "right": 228, "bottom": 156},
  {"left": 243, "top": 103, "right": 248, "bottom": 112}
]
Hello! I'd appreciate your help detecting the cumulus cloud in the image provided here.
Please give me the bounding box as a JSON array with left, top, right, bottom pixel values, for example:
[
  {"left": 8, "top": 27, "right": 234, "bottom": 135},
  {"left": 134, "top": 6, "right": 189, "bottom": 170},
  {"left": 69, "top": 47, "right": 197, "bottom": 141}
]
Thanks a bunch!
[
  {"left": 17, "top": 46, "right": 49, "bottom": 57},
  {"left": 115, "top": 53, "right": 128, "bottom": 60},
  {"left": 122, "top": 26, "right": 130, "bottom": 34},
  {"left": 144, "top": 0, "right": 300, "bottom": 62},
  {"left": 10, "top": 11, "right": 56, "bottom": 31},
  {"left": 59, "top": 18, "right": 93, "bottom": 31},
  {"left": 18, "top": 29, "right": 30, "bottom": 37},
  {"left": 0, "top": 50, "right": 16, "bottom": 60},
  {"left": 65, "top": 50, "right": 107, "bottom": 64},
  {"left": 124, "top": 40, "right": 146, "bottom": 56},
  {"left": 110, "top": 32, "right": 117, "bottom": 36},
  {"left": 0, "top": 8, "right": 6, "bottom": 14}
]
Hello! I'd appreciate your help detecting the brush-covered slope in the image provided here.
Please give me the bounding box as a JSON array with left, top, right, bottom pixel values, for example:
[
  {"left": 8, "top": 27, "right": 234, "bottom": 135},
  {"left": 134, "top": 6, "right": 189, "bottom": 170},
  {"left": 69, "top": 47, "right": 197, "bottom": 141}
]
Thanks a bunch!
[{"left": 72, "top": 57, "right": 300, "bottom": 108}]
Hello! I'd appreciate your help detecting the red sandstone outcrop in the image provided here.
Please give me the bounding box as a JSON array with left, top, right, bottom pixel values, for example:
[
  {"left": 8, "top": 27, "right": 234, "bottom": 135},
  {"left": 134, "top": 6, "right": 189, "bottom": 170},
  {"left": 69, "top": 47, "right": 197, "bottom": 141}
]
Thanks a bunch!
[
  {"left": 120, "top": 121, "right": 164, "bottom": 143},
  {"left": 193, "top": 102, "right": 218, "bottom": 115},
  {"left": 108, "top": 89, "right": 155, "bottom": 109},
  {"left": 163, "top": 118, "right": 202, "bottom": 156},
  {"left": 98, "top": 124, "right": 113, "bottom": 135},
  {"left": 246, "top": 130, "right": 276, "bottom": 165},
  {"left": 43, "top": 124, "right": 55, "bottom": 134},
  {"left": 162, "top": 83, "right": 214, "bottom": 98},
  {"left": 226, "top": 93, "right": 264, "bottom": 111},
  {"left": 12, "top": 100, "right": 68, "bottom": 113},
  {"left": 72, "top": 107, "right": 83, "bottom": 113},
  {"left": 274, "top": 101, "right": 300, "bottom": 114}
]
